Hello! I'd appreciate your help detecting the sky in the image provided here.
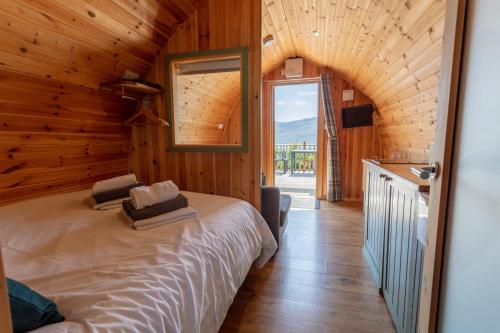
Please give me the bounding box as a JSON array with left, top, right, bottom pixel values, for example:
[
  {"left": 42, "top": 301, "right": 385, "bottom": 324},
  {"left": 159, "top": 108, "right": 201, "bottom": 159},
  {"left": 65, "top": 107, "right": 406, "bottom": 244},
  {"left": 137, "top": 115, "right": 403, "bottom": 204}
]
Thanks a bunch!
[{"left": 274, "top": 83, "right": 319, "bottom": 122}]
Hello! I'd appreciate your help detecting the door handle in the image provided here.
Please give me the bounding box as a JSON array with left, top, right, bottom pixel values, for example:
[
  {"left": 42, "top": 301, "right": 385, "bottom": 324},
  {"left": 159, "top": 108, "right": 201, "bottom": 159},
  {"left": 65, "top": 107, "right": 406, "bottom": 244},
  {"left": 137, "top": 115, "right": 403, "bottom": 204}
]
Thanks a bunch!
[{"left": 410, "top": 162, "right": 439, "bottom": 180}]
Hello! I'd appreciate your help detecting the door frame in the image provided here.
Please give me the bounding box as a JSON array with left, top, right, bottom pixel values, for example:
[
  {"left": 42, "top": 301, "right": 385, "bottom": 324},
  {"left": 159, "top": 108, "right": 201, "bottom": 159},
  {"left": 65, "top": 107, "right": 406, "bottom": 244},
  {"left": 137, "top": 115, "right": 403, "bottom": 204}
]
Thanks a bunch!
[
  {"left": 263, "top": 78, "right": 324, "bottom": 198},
  {"left": 418, "top": 0, "right": 467, "bottom": 332}
]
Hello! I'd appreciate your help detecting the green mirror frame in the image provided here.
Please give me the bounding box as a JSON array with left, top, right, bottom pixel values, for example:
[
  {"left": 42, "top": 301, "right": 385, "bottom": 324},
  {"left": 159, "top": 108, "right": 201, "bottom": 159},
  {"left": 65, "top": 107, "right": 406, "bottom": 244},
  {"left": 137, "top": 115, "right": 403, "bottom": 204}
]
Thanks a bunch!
[{"left": 165, "top": 47, "right": 249, "bottom": 153}]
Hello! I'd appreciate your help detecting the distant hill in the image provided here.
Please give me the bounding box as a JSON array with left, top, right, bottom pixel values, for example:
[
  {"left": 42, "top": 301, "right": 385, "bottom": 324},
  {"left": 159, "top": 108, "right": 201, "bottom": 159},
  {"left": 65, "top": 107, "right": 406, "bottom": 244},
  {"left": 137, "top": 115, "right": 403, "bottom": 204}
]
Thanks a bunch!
[{"left": 275, "top": 117, "right": 317, "bottom": 144}]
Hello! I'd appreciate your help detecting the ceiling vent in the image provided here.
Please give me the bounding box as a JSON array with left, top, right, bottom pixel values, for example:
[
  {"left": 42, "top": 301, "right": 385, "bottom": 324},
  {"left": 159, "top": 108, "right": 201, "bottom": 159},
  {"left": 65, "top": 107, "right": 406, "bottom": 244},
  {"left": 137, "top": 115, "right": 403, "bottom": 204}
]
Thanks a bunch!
[{"left": 281, "top": 58, "right": 303, "bottom": 79}]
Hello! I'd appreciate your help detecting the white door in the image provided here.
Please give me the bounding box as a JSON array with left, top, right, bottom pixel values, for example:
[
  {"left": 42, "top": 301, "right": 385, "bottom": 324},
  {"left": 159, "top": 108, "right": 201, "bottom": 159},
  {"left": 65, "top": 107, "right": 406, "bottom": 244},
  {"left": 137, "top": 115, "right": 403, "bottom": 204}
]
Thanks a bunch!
[{"left": 438, "top": 1, "right": 500, "bottom": 332}]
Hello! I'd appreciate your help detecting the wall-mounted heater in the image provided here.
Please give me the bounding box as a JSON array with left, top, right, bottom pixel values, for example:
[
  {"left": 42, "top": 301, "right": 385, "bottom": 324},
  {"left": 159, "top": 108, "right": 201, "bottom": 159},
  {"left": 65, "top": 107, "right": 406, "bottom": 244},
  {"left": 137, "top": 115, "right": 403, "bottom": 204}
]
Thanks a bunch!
[{"left": 281, "top": 58, "right": 303, "bottom": 78}]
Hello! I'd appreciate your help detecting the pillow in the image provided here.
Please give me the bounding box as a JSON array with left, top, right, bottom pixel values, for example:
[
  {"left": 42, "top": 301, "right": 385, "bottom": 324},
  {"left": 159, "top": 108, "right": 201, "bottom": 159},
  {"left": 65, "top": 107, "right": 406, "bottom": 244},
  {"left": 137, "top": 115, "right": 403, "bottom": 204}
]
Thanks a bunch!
[{"left": 7, "top": 278, "right": 65, "bottom": 333}]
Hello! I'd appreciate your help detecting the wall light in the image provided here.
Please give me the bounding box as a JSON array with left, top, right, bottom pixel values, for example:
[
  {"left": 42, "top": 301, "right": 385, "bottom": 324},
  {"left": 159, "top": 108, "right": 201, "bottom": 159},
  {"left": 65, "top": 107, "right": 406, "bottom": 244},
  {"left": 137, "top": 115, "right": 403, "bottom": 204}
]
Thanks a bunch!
[{"left": 263, "top": 34, "right": 274, "bottom": 47}]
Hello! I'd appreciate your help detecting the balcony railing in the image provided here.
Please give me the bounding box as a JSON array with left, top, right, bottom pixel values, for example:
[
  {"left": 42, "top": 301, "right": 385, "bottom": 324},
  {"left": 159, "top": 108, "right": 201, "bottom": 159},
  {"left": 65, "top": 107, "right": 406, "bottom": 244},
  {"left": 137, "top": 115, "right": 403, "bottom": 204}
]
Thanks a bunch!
[{"left": 275, "top": 143, "right": 317, "bottom": 174}]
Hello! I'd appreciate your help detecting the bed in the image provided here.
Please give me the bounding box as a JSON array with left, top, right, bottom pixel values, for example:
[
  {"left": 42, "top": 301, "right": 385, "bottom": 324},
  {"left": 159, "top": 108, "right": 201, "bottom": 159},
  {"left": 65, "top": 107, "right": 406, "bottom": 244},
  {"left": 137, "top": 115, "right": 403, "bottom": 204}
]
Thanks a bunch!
[{"left": 0, "top": 190, "right": 277, "bottom": 333}]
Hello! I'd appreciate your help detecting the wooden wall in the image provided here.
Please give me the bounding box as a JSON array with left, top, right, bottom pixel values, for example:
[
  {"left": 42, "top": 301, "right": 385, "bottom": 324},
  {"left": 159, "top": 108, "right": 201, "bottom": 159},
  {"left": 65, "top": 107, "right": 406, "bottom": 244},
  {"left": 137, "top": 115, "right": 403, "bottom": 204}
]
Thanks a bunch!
[
  {"left": 262, "top": 60, "right": 381, "bottom": 201},
  {"left": 0, "top": 70, "right": 132, "bottom": 205},
  {"left": 262, "top": 0, "right": 446, "bottom": 161},
  {"left": 0, "top": 0, "right": 205, "bottom": 205},
  {"left": 130, "top": 0, "right": 262, "bottom": 207}
]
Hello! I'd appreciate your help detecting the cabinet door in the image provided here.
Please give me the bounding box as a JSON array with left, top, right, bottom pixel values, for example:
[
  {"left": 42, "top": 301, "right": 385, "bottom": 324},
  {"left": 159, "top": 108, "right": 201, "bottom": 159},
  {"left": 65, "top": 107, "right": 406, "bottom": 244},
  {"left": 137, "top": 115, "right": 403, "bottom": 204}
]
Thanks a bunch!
[
  {"left": 363, "top": 168, "right": 388, "bottom": 288},
  {"left": 383, "top": 180, "right": 419, "bottom": 333},
  {"left": 406, "top": 241, "right": 424, "bottom": 333}
]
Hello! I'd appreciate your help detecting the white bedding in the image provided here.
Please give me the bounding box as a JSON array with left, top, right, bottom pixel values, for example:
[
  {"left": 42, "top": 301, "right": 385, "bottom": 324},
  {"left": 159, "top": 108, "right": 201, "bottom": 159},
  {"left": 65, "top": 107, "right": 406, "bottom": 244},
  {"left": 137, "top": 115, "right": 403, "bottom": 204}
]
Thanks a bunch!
[{"left": 0, "top": 190, "right": 277, "bottom": 333}]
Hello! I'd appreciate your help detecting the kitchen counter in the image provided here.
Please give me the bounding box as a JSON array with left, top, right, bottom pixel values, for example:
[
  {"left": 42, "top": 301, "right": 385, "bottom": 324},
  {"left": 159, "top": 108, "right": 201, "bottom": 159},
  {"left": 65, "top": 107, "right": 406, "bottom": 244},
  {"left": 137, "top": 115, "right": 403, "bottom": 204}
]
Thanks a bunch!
[{"left": 362, "top": 159, "right": 430, "bottom": 193}]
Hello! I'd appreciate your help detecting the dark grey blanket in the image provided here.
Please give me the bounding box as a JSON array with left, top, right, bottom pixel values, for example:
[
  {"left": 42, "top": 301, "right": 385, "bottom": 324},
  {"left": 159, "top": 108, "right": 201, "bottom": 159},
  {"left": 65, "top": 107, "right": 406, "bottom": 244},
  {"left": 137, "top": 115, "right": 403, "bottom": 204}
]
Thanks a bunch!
[
  {"left": 122, "top": 194, "right": 188, "bottom": 221},
  {"left": 93, "top": 182, "right": 145, "bottom": 204}
]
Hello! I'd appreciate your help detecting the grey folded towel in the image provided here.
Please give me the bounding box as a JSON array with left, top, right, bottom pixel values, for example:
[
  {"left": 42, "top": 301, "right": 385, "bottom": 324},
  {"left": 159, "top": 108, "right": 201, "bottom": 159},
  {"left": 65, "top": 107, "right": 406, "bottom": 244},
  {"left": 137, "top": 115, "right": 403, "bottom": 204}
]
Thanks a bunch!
[
  {"left": 122, "top": 194, "right": 188, "bottom": 221},
  {"left": 93, "top": 182, "right": 145, "bottom": 204}
]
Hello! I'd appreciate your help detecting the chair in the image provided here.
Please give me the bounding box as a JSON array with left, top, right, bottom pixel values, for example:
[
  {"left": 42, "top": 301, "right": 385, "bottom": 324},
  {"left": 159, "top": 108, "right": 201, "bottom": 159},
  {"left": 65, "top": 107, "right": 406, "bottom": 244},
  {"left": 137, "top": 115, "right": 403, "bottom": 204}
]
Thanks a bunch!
[
  {"left": 274, "top": 151, "right": 288, "bottom": 174},
  {"left": 260, "top": 174, "right": 291, "bottom": 249}
]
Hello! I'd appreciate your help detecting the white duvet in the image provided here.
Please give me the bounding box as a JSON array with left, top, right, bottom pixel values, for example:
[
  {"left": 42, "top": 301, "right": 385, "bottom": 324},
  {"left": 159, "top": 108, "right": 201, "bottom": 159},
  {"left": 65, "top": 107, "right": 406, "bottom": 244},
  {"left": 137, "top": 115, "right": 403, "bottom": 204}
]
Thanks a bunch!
[{"left": 0, "top": 190, "right": 277, "bottom": 333}]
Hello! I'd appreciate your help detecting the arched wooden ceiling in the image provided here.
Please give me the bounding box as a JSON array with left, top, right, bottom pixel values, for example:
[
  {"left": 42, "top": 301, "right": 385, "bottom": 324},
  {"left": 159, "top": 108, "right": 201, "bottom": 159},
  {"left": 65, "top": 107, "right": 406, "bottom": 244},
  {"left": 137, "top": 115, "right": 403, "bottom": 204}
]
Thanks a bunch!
[
  {"left": 174, "top": 71, "right": 240, "bottom": 144},
  {"left": 262, "top": 0, "right": 446, "bottom": 160},
  {"left": 0, "top": 0, "right": 203, "bottom": 88}
]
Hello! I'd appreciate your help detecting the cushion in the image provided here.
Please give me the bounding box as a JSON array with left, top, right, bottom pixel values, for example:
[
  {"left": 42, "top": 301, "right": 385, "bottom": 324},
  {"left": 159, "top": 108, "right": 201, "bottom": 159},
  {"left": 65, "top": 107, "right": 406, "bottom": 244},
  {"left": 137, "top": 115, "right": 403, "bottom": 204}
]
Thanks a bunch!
[
  {"left": 7, "top": 278, "right": 65, "bottom": 333},
  {"left": 279, "top": 194, "right": 292, "bottom": 227}
]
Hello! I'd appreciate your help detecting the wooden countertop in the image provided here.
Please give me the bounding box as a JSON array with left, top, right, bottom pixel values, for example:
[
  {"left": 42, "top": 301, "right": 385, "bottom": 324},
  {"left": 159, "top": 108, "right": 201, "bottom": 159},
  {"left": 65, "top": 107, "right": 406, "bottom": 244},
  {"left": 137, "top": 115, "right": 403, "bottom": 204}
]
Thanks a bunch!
[{"left": 363, "top": 159, "right": 430, "bottom": 193}]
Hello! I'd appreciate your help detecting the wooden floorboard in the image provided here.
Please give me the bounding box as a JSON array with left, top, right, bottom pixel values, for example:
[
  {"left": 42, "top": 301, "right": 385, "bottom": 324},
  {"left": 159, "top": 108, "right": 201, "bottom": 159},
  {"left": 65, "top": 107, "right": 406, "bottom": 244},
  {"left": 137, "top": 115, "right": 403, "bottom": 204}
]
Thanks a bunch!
[{"left": 220, "top": 201, "right": 396, "bottom": 333}]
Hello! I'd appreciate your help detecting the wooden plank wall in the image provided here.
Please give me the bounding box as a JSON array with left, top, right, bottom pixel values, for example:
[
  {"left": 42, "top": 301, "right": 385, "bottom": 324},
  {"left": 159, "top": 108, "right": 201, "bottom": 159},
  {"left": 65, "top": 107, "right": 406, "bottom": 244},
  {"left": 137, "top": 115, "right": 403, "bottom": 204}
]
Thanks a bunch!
[
  {"left": 130, "top": 0, "right": 262, "bottom": 208},
  {"left": 0, "top": 70, "right": 132, "bottom": 205},
  {"left": 0, "top": 0, "right": 206, "bottom": 205},
  {"left": 262, "top": 60, "right": 381, "bottom": 201},
  {"left": 262, "top": 0, "right": 446, "bottom": 161}
]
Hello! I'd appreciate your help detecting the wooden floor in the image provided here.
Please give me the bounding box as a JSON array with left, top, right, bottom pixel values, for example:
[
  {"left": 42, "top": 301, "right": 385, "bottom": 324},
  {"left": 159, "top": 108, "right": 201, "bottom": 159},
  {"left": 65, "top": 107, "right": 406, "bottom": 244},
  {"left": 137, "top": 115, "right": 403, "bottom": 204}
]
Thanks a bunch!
[{"left": 220, "top": 201, "right": 396, "bottom": 333}]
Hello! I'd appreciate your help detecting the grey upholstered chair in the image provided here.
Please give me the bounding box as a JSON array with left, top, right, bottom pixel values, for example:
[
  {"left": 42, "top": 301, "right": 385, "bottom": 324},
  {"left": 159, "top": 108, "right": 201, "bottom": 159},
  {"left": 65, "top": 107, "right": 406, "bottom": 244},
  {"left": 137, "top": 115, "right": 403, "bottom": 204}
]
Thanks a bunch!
[{"left": 260, "top": 174, "right": 291, "bottom": 249}]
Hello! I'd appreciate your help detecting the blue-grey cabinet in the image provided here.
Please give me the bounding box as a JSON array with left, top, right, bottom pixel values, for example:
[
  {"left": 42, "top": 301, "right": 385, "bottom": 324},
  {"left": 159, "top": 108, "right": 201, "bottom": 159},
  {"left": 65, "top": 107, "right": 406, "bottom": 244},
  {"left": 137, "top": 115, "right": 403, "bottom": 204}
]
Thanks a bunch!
[{"left": 363, "top": 161, "right": 426, "bottom": 333}]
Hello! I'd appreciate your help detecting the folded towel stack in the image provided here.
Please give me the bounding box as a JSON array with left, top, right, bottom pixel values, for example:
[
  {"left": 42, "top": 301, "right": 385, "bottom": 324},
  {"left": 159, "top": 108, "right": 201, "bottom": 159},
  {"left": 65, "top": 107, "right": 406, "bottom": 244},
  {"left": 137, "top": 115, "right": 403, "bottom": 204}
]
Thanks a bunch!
[
  {"left": 121, "top": 180, "right": 196, "bottom": 230},
  {"left": 90, "top": 175, "right": 143, "bottom": 210}
]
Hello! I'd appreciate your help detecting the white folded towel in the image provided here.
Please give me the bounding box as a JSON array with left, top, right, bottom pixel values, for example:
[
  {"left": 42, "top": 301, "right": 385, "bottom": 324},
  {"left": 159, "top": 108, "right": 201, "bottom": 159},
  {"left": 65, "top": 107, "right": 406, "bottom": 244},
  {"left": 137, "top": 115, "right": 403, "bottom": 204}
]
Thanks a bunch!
[
  {"left": 120, "top": 207, "right": 197, "bottom": 230},
  {"left": 92, "top": 174, "right": 137, "bottom": 195},
  {"left": 130, "top": 180, "right": 180, "bottom": 210},
  {"left": 89, "top": 197, "right": 128, "bottom": 210}
]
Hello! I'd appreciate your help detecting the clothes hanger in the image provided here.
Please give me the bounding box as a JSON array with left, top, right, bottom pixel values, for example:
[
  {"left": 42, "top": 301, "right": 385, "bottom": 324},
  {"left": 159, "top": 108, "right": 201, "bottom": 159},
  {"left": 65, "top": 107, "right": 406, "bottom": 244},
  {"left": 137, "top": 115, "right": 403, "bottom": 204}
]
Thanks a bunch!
[{"left": 124, "top": 98, "right": 169, "bottom": 127}]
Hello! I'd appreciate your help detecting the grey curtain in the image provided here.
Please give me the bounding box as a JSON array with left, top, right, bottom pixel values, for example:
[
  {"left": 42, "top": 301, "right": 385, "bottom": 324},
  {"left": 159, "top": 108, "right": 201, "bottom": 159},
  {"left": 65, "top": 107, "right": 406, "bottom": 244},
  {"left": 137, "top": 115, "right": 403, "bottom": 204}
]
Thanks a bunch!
[{"left": 320, "top": 73, "right": 343, "bottom": 202}]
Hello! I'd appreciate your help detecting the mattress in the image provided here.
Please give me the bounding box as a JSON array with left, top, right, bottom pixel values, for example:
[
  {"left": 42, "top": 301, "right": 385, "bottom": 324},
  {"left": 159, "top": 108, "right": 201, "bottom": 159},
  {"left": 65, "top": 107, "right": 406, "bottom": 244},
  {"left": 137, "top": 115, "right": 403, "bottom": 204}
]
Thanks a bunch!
[{"left": 0, "top": 190, "right": 277, "bottom": 333}]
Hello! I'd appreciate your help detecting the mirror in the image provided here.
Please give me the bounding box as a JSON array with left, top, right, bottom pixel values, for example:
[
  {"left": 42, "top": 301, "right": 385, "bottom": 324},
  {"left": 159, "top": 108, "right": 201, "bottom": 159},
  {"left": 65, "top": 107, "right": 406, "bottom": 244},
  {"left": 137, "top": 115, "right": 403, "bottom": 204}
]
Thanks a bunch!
[{"left": 166, "top": 48, "right": 248, "bottom": 152}]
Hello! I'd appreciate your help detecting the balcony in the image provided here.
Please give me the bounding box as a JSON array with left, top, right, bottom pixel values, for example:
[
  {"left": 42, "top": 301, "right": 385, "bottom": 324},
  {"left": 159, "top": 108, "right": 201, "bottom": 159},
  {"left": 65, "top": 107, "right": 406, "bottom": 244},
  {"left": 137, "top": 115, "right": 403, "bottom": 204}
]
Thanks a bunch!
[
  {"left": 274, "top": 143, "right": 317, "bottom": 209},
  {"left": 274, "top": 143, "right": 317, "bottom": 175}
]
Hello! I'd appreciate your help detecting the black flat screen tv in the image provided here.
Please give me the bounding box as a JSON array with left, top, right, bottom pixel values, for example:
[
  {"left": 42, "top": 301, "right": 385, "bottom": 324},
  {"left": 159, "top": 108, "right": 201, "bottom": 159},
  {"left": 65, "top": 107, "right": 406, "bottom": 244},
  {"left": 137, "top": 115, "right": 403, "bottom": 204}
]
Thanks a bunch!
[{"left": 341, "top": 104, "right": 374, "bottom": 128}]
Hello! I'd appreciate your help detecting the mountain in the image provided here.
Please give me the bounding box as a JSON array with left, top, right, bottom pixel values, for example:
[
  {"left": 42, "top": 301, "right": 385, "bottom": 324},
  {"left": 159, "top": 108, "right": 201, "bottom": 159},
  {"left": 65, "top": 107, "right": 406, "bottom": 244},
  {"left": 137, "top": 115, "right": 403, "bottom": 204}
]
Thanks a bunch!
[{"left": 275, "top": 117, "right": 317, "bottom": 144}]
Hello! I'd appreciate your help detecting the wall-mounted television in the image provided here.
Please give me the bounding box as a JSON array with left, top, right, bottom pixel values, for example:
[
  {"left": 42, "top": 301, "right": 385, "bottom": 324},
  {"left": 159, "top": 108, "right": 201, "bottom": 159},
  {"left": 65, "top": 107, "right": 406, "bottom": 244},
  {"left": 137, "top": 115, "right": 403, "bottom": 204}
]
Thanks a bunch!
[{"left": 341, "top": 104, "right": 374, "bottom": 128}]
